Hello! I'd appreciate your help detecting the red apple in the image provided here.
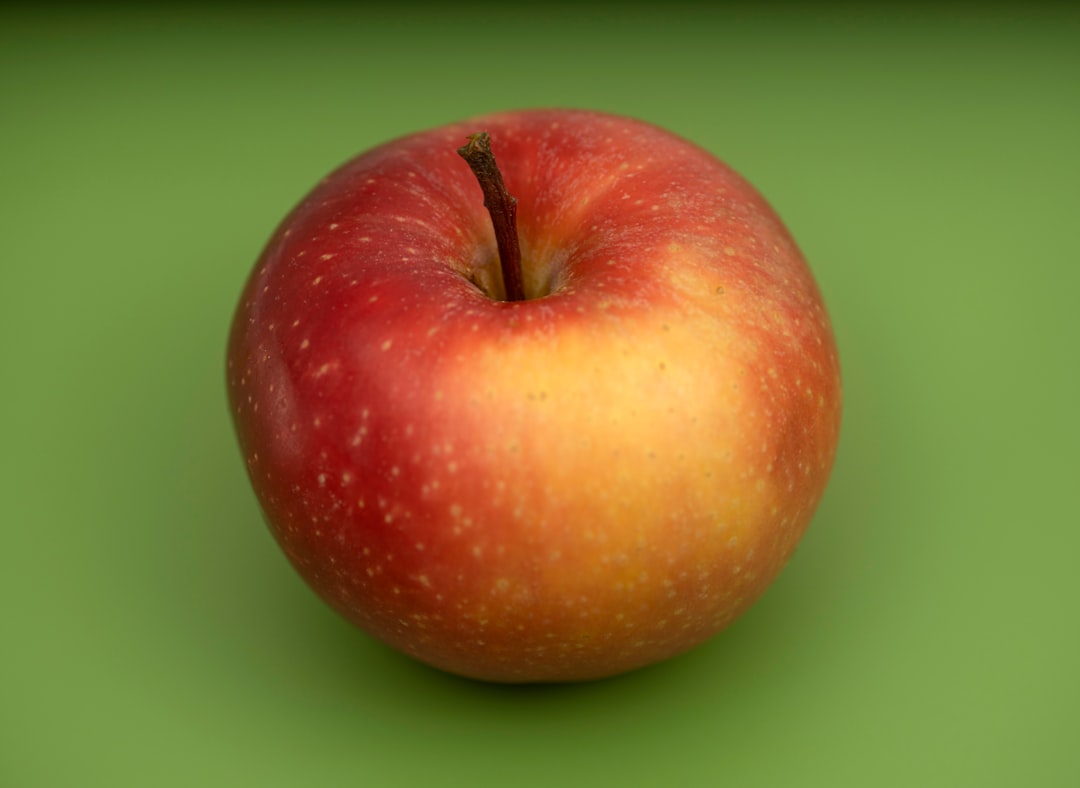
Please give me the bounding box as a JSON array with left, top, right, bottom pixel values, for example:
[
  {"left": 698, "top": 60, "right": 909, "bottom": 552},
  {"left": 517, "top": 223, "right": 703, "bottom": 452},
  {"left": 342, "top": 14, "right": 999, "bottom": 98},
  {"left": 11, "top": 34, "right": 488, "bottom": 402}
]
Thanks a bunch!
[{"left": 227, "top": 109, "right": 841, "bottom": 683}]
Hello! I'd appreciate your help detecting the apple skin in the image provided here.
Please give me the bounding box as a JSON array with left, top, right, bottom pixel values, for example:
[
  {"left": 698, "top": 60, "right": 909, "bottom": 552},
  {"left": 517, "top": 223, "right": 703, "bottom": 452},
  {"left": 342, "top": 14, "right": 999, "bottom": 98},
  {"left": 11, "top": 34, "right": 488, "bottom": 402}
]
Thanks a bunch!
[{"left": 227, "top": 109, "right": 841, "bottom": 683}]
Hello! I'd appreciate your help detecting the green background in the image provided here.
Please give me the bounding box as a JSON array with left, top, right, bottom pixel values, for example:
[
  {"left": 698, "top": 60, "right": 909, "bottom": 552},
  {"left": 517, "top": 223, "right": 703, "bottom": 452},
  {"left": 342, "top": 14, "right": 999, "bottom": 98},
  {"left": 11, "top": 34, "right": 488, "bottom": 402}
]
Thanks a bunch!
[{"left": 3, "top": 4, "right": 1078, "bottom": 786}]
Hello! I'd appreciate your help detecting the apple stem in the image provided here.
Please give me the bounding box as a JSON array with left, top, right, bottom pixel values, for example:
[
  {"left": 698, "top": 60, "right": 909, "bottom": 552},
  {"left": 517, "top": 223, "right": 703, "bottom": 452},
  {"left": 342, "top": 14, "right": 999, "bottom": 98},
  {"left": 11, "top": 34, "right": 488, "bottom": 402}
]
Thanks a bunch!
[{"left": 457, "top": 132, "right": 526, "bottom": 302}]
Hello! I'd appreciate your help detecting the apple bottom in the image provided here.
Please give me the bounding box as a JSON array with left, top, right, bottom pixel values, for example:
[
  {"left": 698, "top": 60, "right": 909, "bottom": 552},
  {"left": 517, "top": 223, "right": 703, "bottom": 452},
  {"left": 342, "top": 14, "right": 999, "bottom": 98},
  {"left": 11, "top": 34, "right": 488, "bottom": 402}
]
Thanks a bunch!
[
  {"left": 307, "top": 541, "right": 800, "bottom": 684},
  {"left": 270, "top": 464, "right": 810, "bottom": 685},
  {"left": 259, "top": 333, "right": 825, "bottom": 682},
  {"left": 248, "top": 298, "right": 835, "bottom": 682}
]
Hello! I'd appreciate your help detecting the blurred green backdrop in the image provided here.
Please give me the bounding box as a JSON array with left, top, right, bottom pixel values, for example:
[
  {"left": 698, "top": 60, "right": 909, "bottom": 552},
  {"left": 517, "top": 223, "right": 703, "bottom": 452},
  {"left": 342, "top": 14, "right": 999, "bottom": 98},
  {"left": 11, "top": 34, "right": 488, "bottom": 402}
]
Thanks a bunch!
[{"left": 2, "top": 3, "right": 1078, "bottom": 786}]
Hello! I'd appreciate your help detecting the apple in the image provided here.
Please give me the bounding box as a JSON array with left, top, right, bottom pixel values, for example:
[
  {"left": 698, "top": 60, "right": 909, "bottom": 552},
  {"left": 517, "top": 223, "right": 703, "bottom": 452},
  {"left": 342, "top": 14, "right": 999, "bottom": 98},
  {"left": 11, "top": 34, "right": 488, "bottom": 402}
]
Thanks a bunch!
[{"left": 227, "top": 109, "right": 841, "bottom": 683}]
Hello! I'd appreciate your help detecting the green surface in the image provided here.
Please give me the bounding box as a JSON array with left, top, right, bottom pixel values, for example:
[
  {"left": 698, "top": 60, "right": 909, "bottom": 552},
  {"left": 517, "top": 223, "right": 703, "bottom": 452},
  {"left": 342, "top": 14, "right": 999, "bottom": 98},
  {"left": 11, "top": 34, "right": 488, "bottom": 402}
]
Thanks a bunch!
[{"left": 3, "top": 4, "right": 1078, "bottom": 786}]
